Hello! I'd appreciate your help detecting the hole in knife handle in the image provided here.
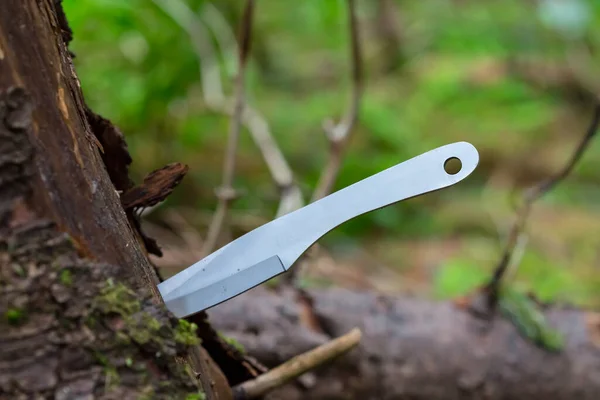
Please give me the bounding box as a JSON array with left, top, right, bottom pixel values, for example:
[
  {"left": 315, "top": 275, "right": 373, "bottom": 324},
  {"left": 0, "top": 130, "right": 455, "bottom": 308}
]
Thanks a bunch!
[{"left": 444, "top": 157, "right": 462, "bottom": 175}]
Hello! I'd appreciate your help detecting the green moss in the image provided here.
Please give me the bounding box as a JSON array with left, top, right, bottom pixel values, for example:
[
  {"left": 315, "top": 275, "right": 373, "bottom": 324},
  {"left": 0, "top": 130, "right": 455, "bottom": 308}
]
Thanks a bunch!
[
  {"left": 218, "top": 332, "right": 245, "bottom": 354},
  {"left": 104, "top": 365, "right": 120, "bottom": 389},
  {"left": 91, "top": 280, "right": 163, "bottom": 346},
  {"left": 92, "top": 350, "right": 109, "bottom": 366},
  {"left": 185, "top": 392, "right": 206, "bottom": 400},
  {"left": 94, "top": 280, "right": 141, "bottom": 316},
  {"left": 59, "top": 269, "right": 73, "bottom": 286},
  {"left": 175, "top": 319, "right": 200, "bottom": 346},
  {"left": 11, "top": 264, "right": 26, "bottom": 277},
  {"left": 4, "top": 308, "right": 25, "bottom": 325},
  {"left": 499, "top": 286, "right": 565, "bottom": 352},
  {"left": 90, "top": 280, "right": 204, "bottom": 395},
  {"left": 137, "top": 386, "right": 154, "bottom": 400},
  {"left": 137, "top": 386, "right": 157, "bottom": 400},
  {"left": 129, "top": 312, "right": 163, "bottom": 345},
  {"left": 115, "top": 331, "right": 131, "bottom": 344}
]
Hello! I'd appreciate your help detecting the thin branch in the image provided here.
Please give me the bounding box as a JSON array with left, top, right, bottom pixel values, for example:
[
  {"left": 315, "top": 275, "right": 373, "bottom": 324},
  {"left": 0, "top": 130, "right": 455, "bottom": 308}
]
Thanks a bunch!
[
  {"left": 279, "top": 0, "right": 364, "bottom": 287},
  {"left": 201, "top": 0, "right": 255, "bottom": 256},
  {"left": 156, "top": 0, "right": 304, "bottom": 220},
  {"left": 485, "top": 102, "right": 600, "bottom": 306},
  {"left": 311, "top": 0, "right": 364, "bottom": 202},
  {"left": 232, "top": 328, "right": 362, "bottom": 400},
  {"left": 151, "top": 0, "right": 225, "bottom": 107},
  {"left": 199, "top": 2, "right": 239, "bottom": 79}
]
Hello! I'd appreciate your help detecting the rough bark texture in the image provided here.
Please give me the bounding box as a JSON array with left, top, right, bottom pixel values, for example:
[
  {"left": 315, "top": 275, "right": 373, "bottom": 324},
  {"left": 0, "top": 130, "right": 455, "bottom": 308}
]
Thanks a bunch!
[
  {"left": 0, "top": 84, "right": 202, "bottom": 400},
  {"left": 0, "top": 1, "right": 232, "bottom": 398},
  {"left": 209, "top": 286, "right": 600, "bottom": 400},
  {"left": 0, "top": 0, "right": 160, "bottom": 296}
]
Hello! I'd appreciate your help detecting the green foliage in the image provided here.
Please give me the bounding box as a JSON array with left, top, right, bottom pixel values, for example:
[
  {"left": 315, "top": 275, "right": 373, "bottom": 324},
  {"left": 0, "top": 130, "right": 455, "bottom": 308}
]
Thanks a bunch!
[
  {"left": 433, "top": 257, "right": 489, "bottom": 299},
  {"left": 63, "top": 0, "right": 600, "bottom": 305},
  {"left": 434, "top": 239, "right": 598, "bottom": 307}
]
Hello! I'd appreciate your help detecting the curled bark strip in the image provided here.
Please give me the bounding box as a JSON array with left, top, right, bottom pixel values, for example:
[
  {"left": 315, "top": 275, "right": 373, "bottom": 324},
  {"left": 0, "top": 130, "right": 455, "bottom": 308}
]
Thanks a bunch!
[
  {"left": 120, "top": 163, "right": 189, "bottom": 258},
  {"left": 120, "top": 163, "right": 189, "bottom": 211}
]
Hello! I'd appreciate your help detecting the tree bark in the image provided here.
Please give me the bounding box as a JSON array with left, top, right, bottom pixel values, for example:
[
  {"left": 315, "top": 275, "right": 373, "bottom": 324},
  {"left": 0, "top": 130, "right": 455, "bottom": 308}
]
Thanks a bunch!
[
  {"left": 209, "top": 286, "right": 600, "bottom": 400},
  {"left": 0, "top": 1, "right": 231, "bottom": 398}
]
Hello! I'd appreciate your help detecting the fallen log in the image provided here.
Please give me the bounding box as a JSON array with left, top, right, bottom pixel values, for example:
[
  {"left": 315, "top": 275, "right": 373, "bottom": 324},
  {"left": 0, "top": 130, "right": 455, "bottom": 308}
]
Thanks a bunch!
[{"left": 208, "top": 286, "right": 600, "bottom": 400}]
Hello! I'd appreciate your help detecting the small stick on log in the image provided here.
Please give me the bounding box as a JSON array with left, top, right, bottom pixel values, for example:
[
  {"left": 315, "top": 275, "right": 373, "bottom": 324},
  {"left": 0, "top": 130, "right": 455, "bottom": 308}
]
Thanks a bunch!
[
  {"left": 231, "top": 328, "right": 362, "bottom": 400},
  {"left": 311, "top": 0, "right": 364, "bottom": 202},
  {"left": 201, "top": 0, "right": 255, "bottom": 256},
  {"left": 484, "top": 102, "right": 600, "bottom": 309}
]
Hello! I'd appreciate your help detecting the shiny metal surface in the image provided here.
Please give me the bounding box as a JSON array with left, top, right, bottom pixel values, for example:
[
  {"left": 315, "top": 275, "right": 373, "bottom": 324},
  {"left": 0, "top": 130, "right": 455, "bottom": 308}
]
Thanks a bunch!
[{"left": 159, "top": 141, "right": 479, "bottom": 317}]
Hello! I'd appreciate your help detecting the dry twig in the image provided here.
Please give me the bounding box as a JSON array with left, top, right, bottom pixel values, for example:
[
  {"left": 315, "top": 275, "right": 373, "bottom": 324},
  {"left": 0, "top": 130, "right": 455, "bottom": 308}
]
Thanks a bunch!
[
  {"left": 485, "top": 102, "right": 600, "bottom": 307},
  {"left": 231, "top": 328, "right": 362, "bottom": 400},
  {"left": 201, "top": 0, "right": 255, "bottom": 256},
  {"left": 311, "top": 0, "right": 364, "bottom": 202}
]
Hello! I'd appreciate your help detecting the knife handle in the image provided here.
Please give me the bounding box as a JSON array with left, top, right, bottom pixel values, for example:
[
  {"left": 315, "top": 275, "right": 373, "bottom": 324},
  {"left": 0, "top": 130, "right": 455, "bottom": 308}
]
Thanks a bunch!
[
  {"left": 314, "top": 141, "right": 479, "bottom": 229},
  {"left": 263, "top": 141, "right": 480, "bottom": 268}
]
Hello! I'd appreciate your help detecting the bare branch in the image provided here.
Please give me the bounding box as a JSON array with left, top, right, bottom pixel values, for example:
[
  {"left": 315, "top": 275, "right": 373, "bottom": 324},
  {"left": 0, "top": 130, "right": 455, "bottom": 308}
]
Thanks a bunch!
[
  {"left": 312, "top": 0, "right": 364, "bottom": 202},
  {"left": 156, "top": 0, "right": 304, "bottom": 220},
  {"left": 232, "top": 328, "right": 362, "bottom": 400},
  {"left": 151, "top": 0, "right": 225, "bottom": 106},
  {"left": 279, "top": 0, "right": 364, "bottom": 287},
  {"left": 201, "top": 0, "right": 255, "bottom": 256},
  {"left": 485, "top": 102, "right": 600, "bottom": 307},
  {"left": 199, "top": 3, "right": 238, "bottom": 79}
]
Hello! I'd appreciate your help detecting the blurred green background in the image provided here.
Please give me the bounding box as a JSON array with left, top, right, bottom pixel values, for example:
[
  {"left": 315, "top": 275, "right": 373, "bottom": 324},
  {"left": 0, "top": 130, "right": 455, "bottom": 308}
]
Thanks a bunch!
[{"left": 63, "top": 0, "right": 600, "bottom": 306}]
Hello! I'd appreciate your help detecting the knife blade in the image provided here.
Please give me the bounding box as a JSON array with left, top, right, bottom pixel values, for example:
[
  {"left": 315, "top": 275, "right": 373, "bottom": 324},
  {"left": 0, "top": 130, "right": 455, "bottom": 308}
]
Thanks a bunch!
[{"left": 159, "top": 141, "right": 479, "bottom": 317}]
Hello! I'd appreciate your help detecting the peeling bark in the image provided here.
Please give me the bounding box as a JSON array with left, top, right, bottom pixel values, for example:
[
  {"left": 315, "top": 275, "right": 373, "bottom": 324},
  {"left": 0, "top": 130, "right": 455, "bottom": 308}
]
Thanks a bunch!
[{"left": 209, "top": 287, "right": 600, "bottom": 400}]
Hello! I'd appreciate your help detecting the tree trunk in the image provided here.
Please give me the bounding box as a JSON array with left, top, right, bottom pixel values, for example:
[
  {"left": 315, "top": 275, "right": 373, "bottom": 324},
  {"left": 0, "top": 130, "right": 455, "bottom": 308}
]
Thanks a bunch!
[
  {"left": 0, "top": 1, "right": 231, "bottom": 398},
  {"left": 209, "top": 286, "right": 600, "bottom": 400}
]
